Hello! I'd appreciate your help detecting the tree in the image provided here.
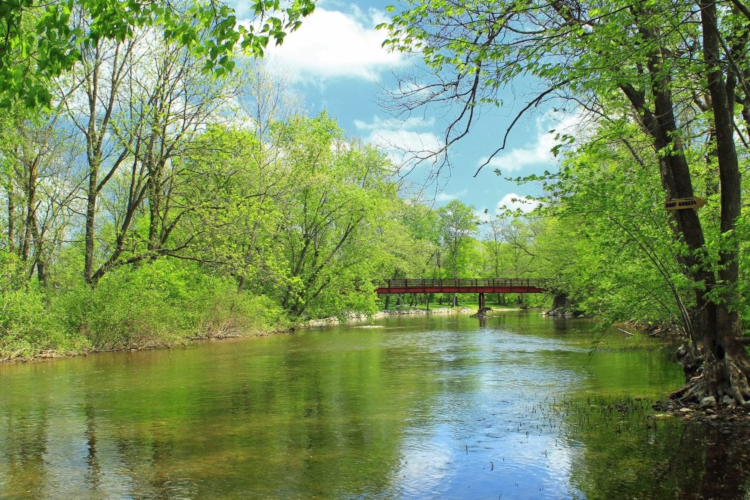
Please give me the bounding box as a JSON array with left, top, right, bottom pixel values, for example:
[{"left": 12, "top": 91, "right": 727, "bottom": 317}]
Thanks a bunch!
[
  {"left": 372, "top": 201, "right": 441, "bottom": 309},
  {"left": 266, "top": 113, "right": 399, "bottom": 318},
  {"left": 502, "top": 127, "right": 697, "bottom": 319},
  {"left": 57, "top": 29, "right": 140, "bottom": 284},
  {"left": 437, "top": 199, "right": 479, "bottom": 306},
  {"left": 384, "top": 0, "right": 750, "bottom": 405},
  {"left": 0, "top": 0, "right": 317, "bottom": 108},
  {"left": 484, "top": 216, "right": 504, "bottom": 278},
  {"left": 178, "top": 124, "right": 286, "bottom": 295},
  {"left": 0, "top": 106, "right": 83, "bottom": 285},
  {"left": 54, "top": 16, "right": 241, "bottom": 284}
]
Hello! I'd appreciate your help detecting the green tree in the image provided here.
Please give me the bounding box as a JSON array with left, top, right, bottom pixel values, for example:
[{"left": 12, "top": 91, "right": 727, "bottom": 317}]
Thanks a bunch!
[
  {"left": 0, "top": 105, "right": 83, "bottom": 286},
  {"left": 531, "top": 125, "right": 698, "bottom": 325},
  {"left": 373, "top": 201, "right": 441, "bottom": 308},
  {"left": 437, "top": 199, "right": 479, "bottom": 306},
  {"left": 270, "top": 114, "right": 399, "bottom": 318},
  {"left": 178, "top": 63, "right": 302, "bottom": 295},
  {"left": 483, "top": 216, "right": 504, "bottom": 278},
  {"left": 0, "top": 0, "right": 316, "bottom": 108},
  {"left": 384, "top": 0, "right": 750, "bottom": 405},
  {"left": 178, "top": 124, "right": 286, "bottom": 295},
  {"left": 54, "top": 17, "right": 242, "bottom": 284}
]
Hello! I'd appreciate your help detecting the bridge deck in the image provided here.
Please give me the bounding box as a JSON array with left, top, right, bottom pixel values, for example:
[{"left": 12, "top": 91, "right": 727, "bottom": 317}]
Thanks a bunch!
[{"left": 375, "top": 278, "right": 547, "bottom": 294}]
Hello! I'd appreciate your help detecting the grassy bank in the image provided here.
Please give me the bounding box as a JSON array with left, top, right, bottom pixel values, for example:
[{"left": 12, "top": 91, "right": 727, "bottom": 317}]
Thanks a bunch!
[
  {"left": 1, "top": 257, "right": 553, "bottom": 363},
  {"left": 1, "top": 259, "right": 290, "bottom": 363}
]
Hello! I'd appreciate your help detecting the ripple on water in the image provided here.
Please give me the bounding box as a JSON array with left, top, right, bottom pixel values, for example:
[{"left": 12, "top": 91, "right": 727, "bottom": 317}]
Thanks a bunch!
[{"left": 0, "top": 313, "right": 717, "bottom": 499}]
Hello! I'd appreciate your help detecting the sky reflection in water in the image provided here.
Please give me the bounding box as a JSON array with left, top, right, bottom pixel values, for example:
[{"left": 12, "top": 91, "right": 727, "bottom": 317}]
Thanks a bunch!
[{"left": 2, "top": 312, "right": 738, "bottom": 499}]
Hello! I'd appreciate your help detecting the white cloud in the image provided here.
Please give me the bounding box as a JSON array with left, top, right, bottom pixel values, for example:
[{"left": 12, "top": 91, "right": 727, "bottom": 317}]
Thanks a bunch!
[
  {"left": 478, "top": 111, "right": 584, "bottom": 174},
  {"left": 366, "top": 129, "right": 441, "bottom": 154},
  {"left": 436, "top": 189, "right": 467, "bottom": 202},
  {"left": 474, "top": 208, "right": 491, "bottom": 223},
  {"left": 355, "top": 115, "right": 443, "bottom": 169},
  {"left": 481, "top": 136, "right": 555, "bottom": 173},
  {"left": 496, "top": 193, "right": 540, "bottom": 213},
  {"left": 354, "top": 116, "right": 435, "bottom": 131},
  {"left": 261, "top": 7, "right": 406, "bottom": 83}
]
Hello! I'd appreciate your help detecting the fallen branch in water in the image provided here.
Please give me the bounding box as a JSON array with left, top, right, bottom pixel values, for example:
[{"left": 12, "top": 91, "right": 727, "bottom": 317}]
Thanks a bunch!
[{"left": 617, "top": 328, "right": 634, "bottom": 337}]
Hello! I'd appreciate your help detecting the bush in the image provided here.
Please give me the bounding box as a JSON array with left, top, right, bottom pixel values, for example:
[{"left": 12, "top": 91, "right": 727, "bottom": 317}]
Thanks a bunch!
[
  {"left": 0, "top": 285, "right": 86, "bottom": 360},
  {"left": 1, "top": 256, "right": 290, "bottom": 358},
  {"left": 60, "top": 259, "right": 288, "bottom": 350},
  {"left": 196, "top": 288, "right": 288, "bottom": 337}
]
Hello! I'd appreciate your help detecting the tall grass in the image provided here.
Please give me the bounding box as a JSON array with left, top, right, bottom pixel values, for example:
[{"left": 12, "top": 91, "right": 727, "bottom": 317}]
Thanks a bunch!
[{"left": 1, "top": 259, "right": 288, "bottom": 361}]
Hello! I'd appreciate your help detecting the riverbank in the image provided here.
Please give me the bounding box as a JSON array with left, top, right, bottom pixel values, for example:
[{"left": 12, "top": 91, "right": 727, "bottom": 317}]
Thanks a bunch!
[
  {"left": 1, "top": 306, "right": 534, "bottom": 364},
  {"left": 0, "top": 324, "right": 291, "bottom": 365},
  {"left": 0, "top": 267, "right": 292, "bottom": 364},
  {"left": 306, "top": 306, "right": 528, "bottom": 327}
]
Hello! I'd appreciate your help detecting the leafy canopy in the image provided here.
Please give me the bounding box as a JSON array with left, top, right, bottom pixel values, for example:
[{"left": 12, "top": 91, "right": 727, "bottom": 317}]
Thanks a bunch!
[{"left": 0, "top": 0, "right": 316, "bottom": 107}]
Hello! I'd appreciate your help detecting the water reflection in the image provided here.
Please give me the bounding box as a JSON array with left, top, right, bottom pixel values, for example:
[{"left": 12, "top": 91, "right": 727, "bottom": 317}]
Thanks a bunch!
[{"left": 0, "top": 313, "right": 747, "bottom": 498}]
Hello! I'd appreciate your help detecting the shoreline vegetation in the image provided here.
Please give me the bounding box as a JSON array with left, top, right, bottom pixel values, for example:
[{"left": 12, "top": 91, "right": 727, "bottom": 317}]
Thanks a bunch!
[
  {"left": 0, "top": 259, "right": 291, "bottom": 364},
  {"left": 0, "top": 302, "right": 539, "bottom": 364},
  {"left": 0, "top": 294, "right": 616, "bottom": 364}
]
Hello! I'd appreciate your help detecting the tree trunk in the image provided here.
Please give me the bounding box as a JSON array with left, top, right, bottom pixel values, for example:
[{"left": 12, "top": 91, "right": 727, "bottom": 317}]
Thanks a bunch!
[
  {"left": 148, "top": 185, "right": 161, "bottom": 253},
  {"left": 7, "top": 181, "right": 14, "bottom": 253},
  {"left": 84, "top": 167, "right": 98, "bottom": 284},
  {"left": 551, "top": 292, "right": 567, "bottom": 310},
  {"left": 31, "top": 219, "right": 48, "bottom": 287},
  {"left": 674, "top": 0, "right": 750, "bottom": 407},
  {"left": 147, "top": 157, "right": 163, "bottom": 253},
  {"left": 21, "top": 161, "right": 37, "bottom": 264}
]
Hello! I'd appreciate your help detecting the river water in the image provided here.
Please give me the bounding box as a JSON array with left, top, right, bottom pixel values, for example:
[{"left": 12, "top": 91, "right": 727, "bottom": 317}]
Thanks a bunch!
[{"left": 1, "top": 312, "right": 749, "bottom": 499}]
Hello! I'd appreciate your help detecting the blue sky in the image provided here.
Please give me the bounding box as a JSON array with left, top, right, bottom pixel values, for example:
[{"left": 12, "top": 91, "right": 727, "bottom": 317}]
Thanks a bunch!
[{"left": 233, "top": 0, "right": 578, "bottom": 218}]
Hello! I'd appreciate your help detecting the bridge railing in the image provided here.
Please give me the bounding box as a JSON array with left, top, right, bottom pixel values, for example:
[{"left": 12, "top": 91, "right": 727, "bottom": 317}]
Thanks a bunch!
[{"left": 376, "top": 278, "right": 548, "bottom": 289}]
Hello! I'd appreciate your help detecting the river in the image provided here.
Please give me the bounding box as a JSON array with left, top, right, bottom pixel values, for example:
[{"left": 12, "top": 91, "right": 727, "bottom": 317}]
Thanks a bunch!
[{"left": 1, "top": 311, "right": 749, "bottom": 499}]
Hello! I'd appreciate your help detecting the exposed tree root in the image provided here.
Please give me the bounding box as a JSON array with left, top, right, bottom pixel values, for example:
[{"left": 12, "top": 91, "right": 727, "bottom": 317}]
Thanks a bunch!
[{"left": 671, "top": 349, "right": 750, "bottom": 409}]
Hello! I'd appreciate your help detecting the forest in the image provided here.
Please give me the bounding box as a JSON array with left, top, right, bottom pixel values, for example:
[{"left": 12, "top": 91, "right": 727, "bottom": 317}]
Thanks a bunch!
[{"left": 1, "top": 0, "right": 750, "bottom": 406}]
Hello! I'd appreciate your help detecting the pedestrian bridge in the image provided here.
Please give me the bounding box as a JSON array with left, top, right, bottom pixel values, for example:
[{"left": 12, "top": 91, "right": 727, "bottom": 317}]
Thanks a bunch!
[{"left": 374, "top": 278, "right": 547, "bottom": 295}]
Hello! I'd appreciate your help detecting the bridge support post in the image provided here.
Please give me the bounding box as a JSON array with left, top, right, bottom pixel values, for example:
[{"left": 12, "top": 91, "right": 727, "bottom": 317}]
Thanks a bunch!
[{"left": 478, "top": 292, "right": 485, "bottom": 311}]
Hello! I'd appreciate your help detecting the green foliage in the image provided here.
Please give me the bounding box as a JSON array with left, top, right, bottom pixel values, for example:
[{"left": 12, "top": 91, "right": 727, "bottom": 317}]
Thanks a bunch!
[
  {"left": 490, "top": 118, "right": 750, "bottom": 328},
  {"left": 0, "top": 254, "right": 289, "bottom": 359},
  {"left": 0, "top": 286, "right": 70, "bottom": 359},
  {"left": 0, "top": 67, "right": 443, "bottom": 359},
  {"left": 242, "top": 113, "right": 401, "bottom": 318},
  {"left": 0, "top": 251, "right": 82, "bottom": 358},
  {"left": 0, "top": 0, "right": 317, "bottom": 107},
  {"left": 0, "top": 250, "right": 27, "bottom": 292},
  {"left": 176, "top": 115, "right": 405, "bottom": 320},
  {"left": 62, "top": 260, "right": 285, "bottom": 349},
  {"left": 383, "top": 0, "right": 750, "bottom": 336},
  {"left": 736, "top": 216, "right": 750, "bottom": 329},
  {"left": 437, "top": 200, "right": 479, "bottom": 279}
]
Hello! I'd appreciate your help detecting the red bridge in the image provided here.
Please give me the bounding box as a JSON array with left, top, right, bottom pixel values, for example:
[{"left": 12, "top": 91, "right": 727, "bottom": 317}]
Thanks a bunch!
[{"left": 375, "top": 278, "right": 547, "bottom": 295}]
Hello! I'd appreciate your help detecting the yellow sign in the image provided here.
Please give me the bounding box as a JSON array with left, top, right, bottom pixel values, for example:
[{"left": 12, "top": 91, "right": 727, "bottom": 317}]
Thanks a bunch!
[{"left": 664, "top": 197, "right": 706, "bottom": 211}]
